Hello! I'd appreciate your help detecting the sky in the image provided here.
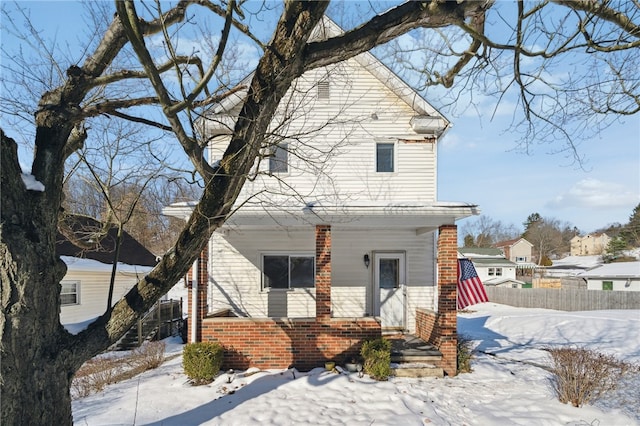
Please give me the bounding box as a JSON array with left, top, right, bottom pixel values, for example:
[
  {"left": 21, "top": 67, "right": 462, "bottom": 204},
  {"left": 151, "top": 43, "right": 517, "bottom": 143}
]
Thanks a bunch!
[
  {"left": 71, "top": 303, "right": 640, "bottom": 425},
  {"left": 2, "top": 1, "right": 639, "bottom": 235}
]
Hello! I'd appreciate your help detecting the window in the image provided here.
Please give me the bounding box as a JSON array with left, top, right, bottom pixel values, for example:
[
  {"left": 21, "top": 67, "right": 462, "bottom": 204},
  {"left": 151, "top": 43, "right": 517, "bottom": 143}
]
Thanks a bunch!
[
  {"left": 269, "top": 143, "right": 288, "bottom": 173},
  {"left": 60, "top": 281, "right": 79, "bottom": 305},
  {"left": 376, "top": 143, "right": 394, "bottom": 172},
  {"left": 317, "top": 79, "right": 330, "bottom": 100},
  {"left": 516, "top": 256, "right": 527, "bottom": 262},
  {"left": 488, "top": 268, "right": 503, "bottom": 276},
  {"left": 602, "top": 281, "right": 613, "bottom": 291},
  {"left": 263, "top": 254, "right": 315, "bottom": 289}
]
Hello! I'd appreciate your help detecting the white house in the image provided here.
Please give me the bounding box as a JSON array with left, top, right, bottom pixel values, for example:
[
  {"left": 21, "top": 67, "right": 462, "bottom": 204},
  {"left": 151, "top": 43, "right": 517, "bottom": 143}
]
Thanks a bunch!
[
  {"left": 458, "top": 247, "right": 524, "bottom": 288},
  {"left": 164, "top": 17, "right": 478, "bottom": 374},
  {"left": 579, "top": 261, "right": 640, "bottom": 291},
  {"left": 57, "top": 216, "right": 157, "bottom": 327}
]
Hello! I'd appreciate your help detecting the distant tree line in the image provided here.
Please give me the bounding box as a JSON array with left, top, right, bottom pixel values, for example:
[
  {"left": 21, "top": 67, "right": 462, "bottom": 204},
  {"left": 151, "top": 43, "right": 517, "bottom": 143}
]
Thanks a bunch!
[{"left": 461, "top": 203, "right": 640, "bottom": 265}]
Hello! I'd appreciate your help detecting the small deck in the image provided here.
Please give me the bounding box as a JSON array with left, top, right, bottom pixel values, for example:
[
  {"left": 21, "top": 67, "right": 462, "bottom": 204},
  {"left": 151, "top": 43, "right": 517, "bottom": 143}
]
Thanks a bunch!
[{"left": 387, "top": 334, "right": 444, "bottom": 378}]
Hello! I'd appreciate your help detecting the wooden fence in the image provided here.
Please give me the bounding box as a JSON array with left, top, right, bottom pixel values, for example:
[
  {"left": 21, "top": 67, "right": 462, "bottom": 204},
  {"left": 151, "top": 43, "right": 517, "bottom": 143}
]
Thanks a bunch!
[{"left": 484, "top": 287, "right": 640, "bottom": 311}]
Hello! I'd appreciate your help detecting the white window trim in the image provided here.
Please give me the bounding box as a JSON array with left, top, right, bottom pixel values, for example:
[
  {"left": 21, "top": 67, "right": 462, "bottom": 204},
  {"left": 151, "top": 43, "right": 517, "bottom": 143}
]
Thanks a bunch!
[
  {"left": 268, "top": 143, "right": 289, "bottom": 175},
  {"left": 260, "top": 252, "right": 316, "bottom": 291},
  {"left": 60, "top": 280, "right": 80, "bottom": 306},
  {"left": 375, "top": 140, "right": 397, "bottom": 173}
]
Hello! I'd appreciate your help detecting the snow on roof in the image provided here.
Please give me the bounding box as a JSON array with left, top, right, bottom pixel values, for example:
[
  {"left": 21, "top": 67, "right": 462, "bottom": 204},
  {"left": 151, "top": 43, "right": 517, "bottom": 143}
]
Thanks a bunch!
[
  {"left": 549, "top": 255, "right": 602, "bottom": 269},
  {"left": 578, "top": 261, "right": 640, "bottom": 278},
  {"left": 61, "top": 256, "right": 153, "bottom": 274}
]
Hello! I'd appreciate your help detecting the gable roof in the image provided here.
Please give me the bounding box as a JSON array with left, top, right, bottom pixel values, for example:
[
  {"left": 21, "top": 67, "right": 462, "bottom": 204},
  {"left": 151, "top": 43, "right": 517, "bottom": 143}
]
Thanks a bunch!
[
  {"left": 458, "top": 247, "right": 516, "bottom": 267},
  {"left": 494, "top": 238, "right": 533, "bottom": 249},
  {"left": 209, "top": 16, "right": 449, "bottom": 135},
  {"left": 56, "top": 215, "right": 157, "bottom": 267}
]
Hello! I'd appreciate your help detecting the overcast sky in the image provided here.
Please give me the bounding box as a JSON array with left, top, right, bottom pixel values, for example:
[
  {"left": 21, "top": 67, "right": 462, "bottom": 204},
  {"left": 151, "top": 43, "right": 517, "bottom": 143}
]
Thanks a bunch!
[{"left": 4, "top": 1, "right": 639, "bottom": 235}]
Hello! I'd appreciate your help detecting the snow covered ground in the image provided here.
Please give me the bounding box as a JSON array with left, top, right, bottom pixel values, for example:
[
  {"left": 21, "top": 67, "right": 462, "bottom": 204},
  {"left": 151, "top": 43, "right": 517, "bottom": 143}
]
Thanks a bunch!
[{"left": 72, "top": 303, "right": 640, "bottom": 425}]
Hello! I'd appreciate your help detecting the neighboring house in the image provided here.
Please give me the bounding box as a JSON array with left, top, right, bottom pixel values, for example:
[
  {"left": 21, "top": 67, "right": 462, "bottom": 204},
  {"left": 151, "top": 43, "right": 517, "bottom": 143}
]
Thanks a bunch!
[
  {"left": 494, "top": 238, "right": 536, "bottom": 269},
  {"left": 579, "top": 261, "right": 640, "bottom": 291},
  {"left": 57, "top": 216, "right": 157, "bottom": 326},
  {"left": 570, "top": 233, "right": 611, "bottom": 256},
  {"left": 164, "top": 17, "right": 478, "bottom": 375},
  {"left": 458, "top": 247, "right": 524, "bottom": 288},
  {"left": 543, "top": 255, "right": 602, "bottom": 278}
]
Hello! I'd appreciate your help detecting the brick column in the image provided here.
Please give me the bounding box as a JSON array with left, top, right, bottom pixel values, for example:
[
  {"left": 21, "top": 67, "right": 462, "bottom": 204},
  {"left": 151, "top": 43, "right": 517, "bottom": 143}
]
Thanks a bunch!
[
  {"left": 187, "top": 246, "right": 209, "bottom": 342},
  {"left": 315, "top": 225, "right": 332, "bottom": 322},
  {"left": 437, "top": 224, "right": 458, "bottom": 376}
]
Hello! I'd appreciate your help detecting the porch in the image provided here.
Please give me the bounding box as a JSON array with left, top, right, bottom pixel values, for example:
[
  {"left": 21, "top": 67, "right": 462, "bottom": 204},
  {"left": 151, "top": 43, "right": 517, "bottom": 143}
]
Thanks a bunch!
[{"left": 187, "top": 224, "right": 460, "bottom": 375}]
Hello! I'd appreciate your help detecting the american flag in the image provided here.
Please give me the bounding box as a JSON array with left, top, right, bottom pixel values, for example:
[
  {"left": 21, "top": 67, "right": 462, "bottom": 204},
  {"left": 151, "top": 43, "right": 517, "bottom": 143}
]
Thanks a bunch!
[{"left": 457, "top": 258, "right": 488, "bottom": 310}]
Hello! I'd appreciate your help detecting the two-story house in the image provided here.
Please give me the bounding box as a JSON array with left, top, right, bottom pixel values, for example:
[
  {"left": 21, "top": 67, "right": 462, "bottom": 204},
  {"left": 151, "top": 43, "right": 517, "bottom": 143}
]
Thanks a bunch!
[{"left": 164, "top": 17, "right": 478, "bottom": 375}]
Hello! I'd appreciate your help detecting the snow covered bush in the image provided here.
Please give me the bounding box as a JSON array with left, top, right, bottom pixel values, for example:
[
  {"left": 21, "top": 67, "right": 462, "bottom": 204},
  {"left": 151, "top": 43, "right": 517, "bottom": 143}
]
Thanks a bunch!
[
  {"left": 182, "top": 342, "right": 224, "bottom": 385},
  {"left": 361, "top": 338, "right": 391, "bottom": 381},
  {"left": 547, "top": 346, "right": 636, "bottom": 407}
]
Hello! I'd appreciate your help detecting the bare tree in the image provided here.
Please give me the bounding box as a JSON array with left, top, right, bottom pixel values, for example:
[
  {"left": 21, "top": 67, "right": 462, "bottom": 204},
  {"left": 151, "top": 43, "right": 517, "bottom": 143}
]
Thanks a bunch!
[
  {"left": 1, "top": 1, "right": 639, "bottom": 424},
  {"left": 460, "top": 215, "right": 520, "bottom": 247}
]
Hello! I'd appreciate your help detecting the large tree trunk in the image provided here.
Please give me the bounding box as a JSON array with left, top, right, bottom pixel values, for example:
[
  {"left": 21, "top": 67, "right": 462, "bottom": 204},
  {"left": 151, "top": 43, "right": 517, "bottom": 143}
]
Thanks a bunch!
[{"left": 1, "top": 132, "right": 82, "bottom": 424}]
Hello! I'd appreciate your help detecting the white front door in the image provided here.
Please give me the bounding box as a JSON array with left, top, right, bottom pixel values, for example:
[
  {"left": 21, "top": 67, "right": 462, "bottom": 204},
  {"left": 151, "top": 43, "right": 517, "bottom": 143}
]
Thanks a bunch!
[{"left": 373, "top": 252, "right": 406, "bottom": 330}]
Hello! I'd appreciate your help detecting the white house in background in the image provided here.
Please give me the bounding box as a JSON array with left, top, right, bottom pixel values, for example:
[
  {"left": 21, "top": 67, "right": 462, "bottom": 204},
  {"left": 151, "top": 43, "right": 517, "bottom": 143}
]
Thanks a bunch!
[
  {"left": 579, "top": 261, "right": 640, "bottom": 291},
  {"left": 570, "top": 233, "right": 611, "bottom": 256},
  {"left": 165, "top": 17, "right": 478, "bottom": 334},
  {"left": 56, "top": 216, "right": 157, "bottom": 326},
  {"left": 458, "top": 247, "right": 525, "bottom": 288}
]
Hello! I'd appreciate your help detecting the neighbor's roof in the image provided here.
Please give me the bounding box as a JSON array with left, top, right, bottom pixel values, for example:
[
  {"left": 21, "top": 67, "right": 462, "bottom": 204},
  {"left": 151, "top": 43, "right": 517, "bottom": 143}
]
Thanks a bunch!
[
  {"left": 458, "top": 247, "right": 505, "bottom": 258},
  {"left": 494, "top": 238, "right": 533, "bottom": 248},
  {"left": 578, "top": 261, "right": 640, "bottom": 279},
  {"left": 56, "top": 215, "right": 157, "bottom": 268}
]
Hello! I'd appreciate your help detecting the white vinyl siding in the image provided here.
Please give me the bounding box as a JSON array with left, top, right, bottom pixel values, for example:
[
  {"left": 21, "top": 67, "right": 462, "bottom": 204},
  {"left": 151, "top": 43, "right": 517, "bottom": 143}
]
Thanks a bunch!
[
  {"left": 210, "top": 228, "right": 437, "bottom": 331},
  {"left": 208, "top": 57, "right": 438, "bottom": 207},
  {"left": 59, "top": 271, "right": 138, "bottom": 324}
]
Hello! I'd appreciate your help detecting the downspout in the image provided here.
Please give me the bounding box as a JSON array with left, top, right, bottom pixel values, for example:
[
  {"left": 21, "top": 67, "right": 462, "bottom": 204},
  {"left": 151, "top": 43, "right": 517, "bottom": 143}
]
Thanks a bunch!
[{"left": 191, "top": 257, "right": 198, "bottom": 343}]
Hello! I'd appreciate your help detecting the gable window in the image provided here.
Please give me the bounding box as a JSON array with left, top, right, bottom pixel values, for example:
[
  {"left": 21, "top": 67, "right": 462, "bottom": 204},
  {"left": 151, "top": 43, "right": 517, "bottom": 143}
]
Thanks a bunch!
[
  {"left": 263, "top": 254, "right": 315, "bottom": 290},
  {"left": 602, "top": 281, "right": 613, "bottom": 291},
  {"left": 317, "top": 79, "right": 330, "bottom": 101},
  {"left": 269, "top": 143, "right": 288, "bottom": 173},
  {"left": 376, "top": 142, "right": 394, "bottom": 173},
  {"left": 516, "top": 256, "right": 527, "bottom": 262},
  {"left": 60, "top": 281, "right": 79, "bottom": 305}
]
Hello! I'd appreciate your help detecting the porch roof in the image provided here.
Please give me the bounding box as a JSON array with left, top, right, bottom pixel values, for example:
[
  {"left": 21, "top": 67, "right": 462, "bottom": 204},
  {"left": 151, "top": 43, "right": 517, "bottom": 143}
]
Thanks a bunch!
[{"left": 164, "top": 201, "right": 479, "bottom": 232}]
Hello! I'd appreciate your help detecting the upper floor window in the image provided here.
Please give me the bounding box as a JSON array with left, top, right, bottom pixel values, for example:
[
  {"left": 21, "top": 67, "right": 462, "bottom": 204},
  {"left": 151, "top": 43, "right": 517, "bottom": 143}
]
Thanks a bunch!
[
  {"left": 269, "top": 143, "right": 288, "bottom": 174},
  {"left": 602, "top": 281, "right": 613, "bottom": 291},
  {"left": 61, "top": 281, "right": 79, "bottom": 306},
  {"left": 263, "top": 254, "right": 315, "bottom": 290},
  {"left": 516, "top": 256, "right": 527, "bottom": 262},
  {"left": 317, "top": 79, "right": 330, "bottom": 101},
  {"left": 376, "top": 142, "right": 394, "bottom": 173}
]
